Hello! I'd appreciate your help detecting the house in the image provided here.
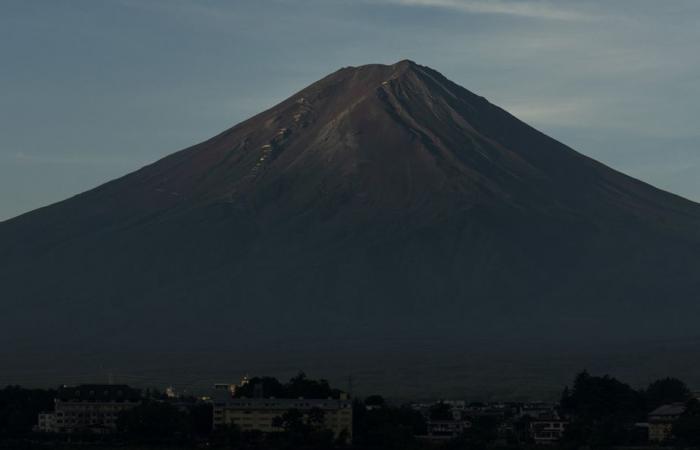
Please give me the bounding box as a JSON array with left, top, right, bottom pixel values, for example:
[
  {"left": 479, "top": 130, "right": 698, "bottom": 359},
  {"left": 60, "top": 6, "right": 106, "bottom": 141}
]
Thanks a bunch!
[
  {"left": 211, "top": 391, "right": 353, "bottom": 442},
  {"left": 425, "top": 419, "right": 472, "bottom": 439},
  {"left": 463, "top": 402, "right": 512, "bottom": 420},
  {"left": 529, "top": 417, "right": 568, "bottom": 444},
  {"left": 36, "top": 384, "right": 141, "bottom": 434},
  {"left": 648, "top": 403, "right": 686, "bottom": 442},
  {"left": 516, "top": 402, "right": 559, "bottom": 420}
]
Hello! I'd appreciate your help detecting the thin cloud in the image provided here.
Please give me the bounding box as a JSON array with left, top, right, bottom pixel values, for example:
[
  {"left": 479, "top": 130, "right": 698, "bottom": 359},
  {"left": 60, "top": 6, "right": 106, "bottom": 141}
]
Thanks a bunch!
[
  {"left": 375, "top": 0, "right": 593, "bottom": 21},
  {"left": 504, "top": 100, "right": 594, "bottom": 127},
  {"left": 11, "top": 152, "right": 138, "bottom": 167}
]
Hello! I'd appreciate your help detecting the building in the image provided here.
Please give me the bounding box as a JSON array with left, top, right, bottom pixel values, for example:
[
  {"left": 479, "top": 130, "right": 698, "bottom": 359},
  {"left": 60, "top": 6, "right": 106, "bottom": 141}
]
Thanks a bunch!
[
  {"left": 442, "top": 400, "right": 466, "bottom": 410},
  {"left": 212, "top": 375, "right": 249, "bottom": 396},
  {"left": 529, "top": 417, "right": 568, "bottom": 444},
  {"left": 37, "top": 412, "right": 56, "bottom": 432},
  {"left": 36, "top": 384, "right": 141, "bottom": 434},
  {"left": 165, "top": 386, "right": 181, "bottom": 399},
  {"left": 516, "top": 402, "right": 558, "bottom": 420},
  {"left": 213, "top": 383, "right": 237, "bottom": 395},
  {"left": 425, "top": 419, "right": 472, "bottom": 439},
  {"left": 463, "top": 403, "right": 510, "bottom": 420},
  {"left": 648, "top": 403, "right": 686, "bottom": 442},
  {"left": 211, "top": 392, "right": 353, "bottom": 442}
]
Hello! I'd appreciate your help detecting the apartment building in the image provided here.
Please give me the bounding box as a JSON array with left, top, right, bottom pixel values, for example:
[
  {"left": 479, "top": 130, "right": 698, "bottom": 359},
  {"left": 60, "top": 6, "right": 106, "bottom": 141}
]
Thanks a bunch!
[
  {"left": 211, "top": 393, "right": 352, "bottom": 441},
  {"left": 36, "top": 384, "right": 141, "bottom": 434}
]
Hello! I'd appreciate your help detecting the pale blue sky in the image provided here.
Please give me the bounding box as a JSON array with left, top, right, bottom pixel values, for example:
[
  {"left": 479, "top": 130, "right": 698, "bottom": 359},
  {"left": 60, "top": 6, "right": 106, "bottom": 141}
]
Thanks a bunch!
[{"left": 1, "top": 0, "right": 699, "bottom": 220}]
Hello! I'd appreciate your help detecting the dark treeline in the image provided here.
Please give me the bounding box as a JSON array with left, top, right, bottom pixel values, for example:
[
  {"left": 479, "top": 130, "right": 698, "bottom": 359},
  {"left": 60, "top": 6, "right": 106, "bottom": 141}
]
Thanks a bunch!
[
  {"left": 1, "top": 371, "right": 700, "bottom": 449},
  {"left": 116, "top": 400, "right": 212, "bottom": 444},
  {"left": 234, "top": 372, "right": 343, "bottom": 399},
  {"left": 559, "top": 371, "right": 700, "bottom": 448},
  {"left": 0, "top": 386, "right": 55, "bottom": 437}
]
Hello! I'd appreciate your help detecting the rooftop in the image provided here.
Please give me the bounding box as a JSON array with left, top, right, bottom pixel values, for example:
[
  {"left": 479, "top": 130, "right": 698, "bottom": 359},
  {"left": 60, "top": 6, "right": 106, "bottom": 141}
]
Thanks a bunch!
[
  {"left": 57, "top": 384, "right": 141, "bottom": 402},
  {"left": 648, "top": 403, "right": 686, "bottom": 419}
]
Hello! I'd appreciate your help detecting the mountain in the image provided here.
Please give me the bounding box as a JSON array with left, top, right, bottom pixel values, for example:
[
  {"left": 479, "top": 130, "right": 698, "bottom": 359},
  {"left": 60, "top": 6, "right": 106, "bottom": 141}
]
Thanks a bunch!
[{"left": 2, "top": 60, "right": 700, "bottom": 396}]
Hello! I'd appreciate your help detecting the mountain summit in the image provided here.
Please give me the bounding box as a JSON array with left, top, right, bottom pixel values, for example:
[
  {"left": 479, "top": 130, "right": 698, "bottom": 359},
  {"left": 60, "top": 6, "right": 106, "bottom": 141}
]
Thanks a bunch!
[{"left": 2, "top": 61, "right": 700, "bottom": 393}]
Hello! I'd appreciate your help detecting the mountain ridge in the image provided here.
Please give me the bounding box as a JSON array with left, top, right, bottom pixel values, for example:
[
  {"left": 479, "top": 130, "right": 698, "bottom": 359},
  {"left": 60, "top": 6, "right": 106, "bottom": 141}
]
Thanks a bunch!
[{"left": 1, "top": 61, "right": 699, "bottom": 393}]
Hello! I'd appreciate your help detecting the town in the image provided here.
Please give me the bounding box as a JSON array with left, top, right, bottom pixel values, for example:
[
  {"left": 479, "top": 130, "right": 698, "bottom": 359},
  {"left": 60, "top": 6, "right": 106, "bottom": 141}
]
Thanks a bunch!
[{"left": 1, "top": 371, "right": 699, "bottom": 449}]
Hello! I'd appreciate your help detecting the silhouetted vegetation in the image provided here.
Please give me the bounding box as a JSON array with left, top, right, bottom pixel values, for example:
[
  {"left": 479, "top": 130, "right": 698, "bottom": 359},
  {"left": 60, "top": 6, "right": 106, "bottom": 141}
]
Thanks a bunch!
[
  {"left": 364, "top": 395, "right": 386, "bottom": 408},
  {"left": 267, "top": 408, "right": 335, "bottom": 448},
  {"left": 0, "top": 385, "right": 55, "bottom": 437},
  {"left": 673, "top": 398, "right": 700, "bottom": 446},
  {"left": 444, "top": 416, "right": 500, "bottom": 450},
  {"left": 234, "top": 372, "right": 342, "bottom": 399},
  {"left": 429, "top": 401, "right": 453, "bottom": 421},
  {"left": 645, "top": 377, "right": 691, "bottom": 410},
  {"left": 560, "top": 372, "right": 645, "bottom": 447},
  {"left": 559, "top": 371, "right": 697, "bottom": 448},
  {"left": 352, "top": 397, "right": 426, "bottom": 449},
  {"left": 1, "top": 371, "right": 698, "bottom": 449},
  {"left": 116, "top": 400, "right": 191, "bottom": 442}
]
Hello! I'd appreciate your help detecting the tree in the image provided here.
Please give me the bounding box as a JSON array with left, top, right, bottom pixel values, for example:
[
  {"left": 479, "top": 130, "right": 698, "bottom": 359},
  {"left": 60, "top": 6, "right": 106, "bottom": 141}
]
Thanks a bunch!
[
  {"left": 397, "top": 405, "right": 427, "bottom": 436},
  {"left": 645, "top": 377, "right": 691, "bottom": 411},
  {"left": 560, "top": 371, "right": 646, "bottom": 447},
  {"left": 512, "top": 415, "right": 533, "bottom": 445},
  {"left": 273, "top": 408, "right": 305, "bottom": 433},
  {"left": 673, "top": 399, "right": 700, "bottom": 446},
  {"left": 285, "top": 372, "right": 341, "bottom": 399},
  {"left": 188, "top": 402, "right": 213, "bottom": 436},
  {"left": 352, "top": 399, "right": 425, "bottom": 450},
  {"left": 116, "top": 400, "right": 190, "bottom": 441},
  {"left": 364, "top": 394, "right": 386, "bottom": 408},
  {"left": 233, "top": 372, "right": 342, "bottom": 399},
  {"left": 429, "top": 402, "right": 453, "bottom": 421},
  {"left": 0, "top": 386, "right": 56, "bottom": 437},
  {"left": 233, "top": 376, "right": 285, "bottom": 398},
  {"left": 561, "top": 371, "right": 644, "bottom": 420},
  {"left": 465, "top": 416, "right": 499, "bottom": 446},
  {"left": 272, "top": 408, "right": 334, "bottom": 448},
  {"left": 211, "top": 423, "right": 242, "bottom": 448},
  {"left": 307, "top": 407, "right": 325, "bottom": 428}
]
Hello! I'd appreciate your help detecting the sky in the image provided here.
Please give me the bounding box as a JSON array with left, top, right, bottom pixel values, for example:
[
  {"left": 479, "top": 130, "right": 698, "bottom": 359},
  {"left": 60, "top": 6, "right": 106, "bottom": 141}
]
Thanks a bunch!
[{"left": 1, "top": 0, "right": 699, "bottom": 221}]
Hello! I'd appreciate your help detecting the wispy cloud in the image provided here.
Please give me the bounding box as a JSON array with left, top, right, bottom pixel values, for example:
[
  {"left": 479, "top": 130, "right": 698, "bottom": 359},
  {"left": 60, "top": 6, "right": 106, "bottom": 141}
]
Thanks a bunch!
[
  {"left": 11, "top": 152, "right": 139, "bottom": 166},
  {"left": 373, "top": 0, "right": 593, "bottom": 21},
  {"left": 504, "top": 100, "right": 594, "bottom": 127}
]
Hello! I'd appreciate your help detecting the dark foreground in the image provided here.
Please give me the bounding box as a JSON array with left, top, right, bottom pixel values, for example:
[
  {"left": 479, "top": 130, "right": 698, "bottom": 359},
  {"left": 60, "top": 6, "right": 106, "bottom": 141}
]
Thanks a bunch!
[{"left": 2, "top": 371, "right": 700, "bottom": 449}]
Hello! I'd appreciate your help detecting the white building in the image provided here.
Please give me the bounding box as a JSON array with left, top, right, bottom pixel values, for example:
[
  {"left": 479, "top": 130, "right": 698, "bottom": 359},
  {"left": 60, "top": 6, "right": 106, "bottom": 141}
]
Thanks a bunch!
[
  {"left": 529, "top": 417, "right": 568, "bottom": 444},
  {"left": 36, "top": 384, "right": 141, "bottom": 434},
  {"left": 211, "top": 392, "right": 353, "bottom": 442}
]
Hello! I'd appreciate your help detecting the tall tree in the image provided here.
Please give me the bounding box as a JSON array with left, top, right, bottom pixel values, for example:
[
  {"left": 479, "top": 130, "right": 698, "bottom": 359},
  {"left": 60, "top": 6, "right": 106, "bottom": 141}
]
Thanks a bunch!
[
  {"left": 117, "top": 400, "right": 190, "bottom": 441},
  {"left": 560, "top": 371, "right": 646, "bottom": 447},
  {"left": 645, "top": 378, "right": 691, "bottom": 411},
  {"left": 0, "top": 386, "right": 55, "bottom": 437}
]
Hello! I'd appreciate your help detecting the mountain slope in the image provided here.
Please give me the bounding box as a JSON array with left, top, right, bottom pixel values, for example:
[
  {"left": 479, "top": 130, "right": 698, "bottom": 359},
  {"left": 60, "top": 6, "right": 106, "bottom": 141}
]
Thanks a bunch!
[{"left": 1, "top": 60, "right": 700, "bottom": 391}]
